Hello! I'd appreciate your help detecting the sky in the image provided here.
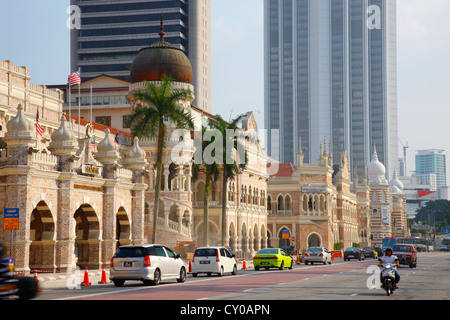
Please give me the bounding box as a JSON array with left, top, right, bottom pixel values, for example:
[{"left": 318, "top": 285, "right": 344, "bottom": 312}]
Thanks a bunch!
[{"left": 0, "top": 0, "right": 449, "bottom": 179}]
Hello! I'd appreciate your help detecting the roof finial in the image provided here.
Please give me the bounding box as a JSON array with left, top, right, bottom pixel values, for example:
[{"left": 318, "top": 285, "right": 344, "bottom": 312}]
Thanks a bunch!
[{"left": 159, "top": 13, "right": 165, "bottom": 42}]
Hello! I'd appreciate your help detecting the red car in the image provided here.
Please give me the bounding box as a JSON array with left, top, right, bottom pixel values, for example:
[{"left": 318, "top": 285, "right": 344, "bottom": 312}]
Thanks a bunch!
[{"left": 392, "top": 244, "right": 417, "bottom": 268}]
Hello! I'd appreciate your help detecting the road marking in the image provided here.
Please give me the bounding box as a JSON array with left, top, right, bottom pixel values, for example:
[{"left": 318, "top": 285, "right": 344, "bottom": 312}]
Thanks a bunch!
[
  {"left": 243, "top": 289, "right": 253, "bottom": 292},
  {"left": 351, "top": 293, "right": 358, "bottom": 296}
]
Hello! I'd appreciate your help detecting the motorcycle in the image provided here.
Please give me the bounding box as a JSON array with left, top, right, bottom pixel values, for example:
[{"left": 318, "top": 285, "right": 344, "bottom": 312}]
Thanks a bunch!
[
  {"left": 0, "top": 276, "right": 39, "bottom": 300},
  {"left": 380, "top": 263, "right": 397, "bottom": 296}
]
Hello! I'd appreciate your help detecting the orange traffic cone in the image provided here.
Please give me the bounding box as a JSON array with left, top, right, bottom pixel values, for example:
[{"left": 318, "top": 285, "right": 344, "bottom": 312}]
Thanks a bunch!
[
  {"left": 189, "top": 261, "right": 192, "bottom": 273},
  {"left": 34, "top": 270, "right": 42, "bottom": 292},
  {"left": 82, "top": 266, "right": 91, "bottom": 286},
  {"left": 242, "top": 259, "right": 248, "bottom": 270},
  {"left": 98, "top": 265, "right": 108, "bottom": 284},
  {"left": 297, "top": 255, "right": 301, "bottom": 264}
]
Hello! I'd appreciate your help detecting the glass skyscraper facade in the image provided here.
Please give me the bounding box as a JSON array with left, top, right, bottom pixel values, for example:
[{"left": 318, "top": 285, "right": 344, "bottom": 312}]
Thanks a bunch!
[
  {"left": 415, "top": 149, "right": 447, "bottom": 199},
  {"left": 264, "top": 0, "right": 398, "bottom": 180},
  {"left": 70, "top": 0, "right": 211, "bottom": 111}
]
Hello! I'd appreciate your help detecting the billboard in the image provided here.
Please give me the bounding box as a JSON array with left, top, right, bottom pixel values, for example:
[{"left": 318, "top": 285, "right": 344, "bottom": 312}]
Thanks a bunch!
[{"left": 417, "top": 191, "right": 437, "bottom": 201}]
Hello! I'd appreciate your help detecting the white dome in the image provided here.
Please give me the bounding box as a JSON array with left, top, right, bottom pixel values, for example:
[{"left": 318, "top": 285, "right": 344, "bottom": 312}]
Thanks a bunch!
[
  {"left": 51, "top": 116, "right": 75, "bottom": 142},
  {"left": 390, "top": 171, "right": 404, "bottom": 190},
  {"left": 367, "top": 147, "right": 387, "bottom": 185},
  {"left": 126, "top": 137, "right": 146, "bottom": 159},
  {"left": 6, "top": 104, "right": 34, "bottom": 133}
]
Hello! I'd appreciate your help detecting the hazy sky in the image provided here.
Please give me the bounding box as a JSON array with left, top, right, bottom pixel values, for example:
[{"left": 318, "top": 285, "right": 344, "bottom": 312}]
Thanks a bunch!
[{"left": 1, "top": 0, "right": 449, "bottom": 178}]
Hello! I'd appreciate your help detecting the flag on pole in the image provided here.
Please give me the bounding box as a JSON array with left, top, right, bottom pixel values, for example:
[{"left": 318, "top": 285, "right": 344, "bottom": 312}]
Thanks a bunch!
[
  {"left": 68, "top": 71, "right": 81, "bottom": 86},
  {"left": 91, "top": 136, "right": 96, "bottom": 149},
  {"left": 114, "top": 132, "right": 120, "bottom": 145},
  {"left": 36, "top": 109, "right": 44, "bottom": 138}
]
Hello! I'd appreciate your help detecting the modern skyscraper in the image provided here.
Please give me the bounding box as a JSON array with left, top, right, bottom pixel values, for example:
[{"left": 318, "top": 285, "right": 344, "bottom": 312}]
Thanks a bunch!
[
  {"left": 415, "top": 149, "right": 448, "bottom": 199},
  {"left": 264, "top": 0, "right": 398, "bottom": 179},
  {"left": 70, "top": 0, "right": 211, "bottom": 112}
]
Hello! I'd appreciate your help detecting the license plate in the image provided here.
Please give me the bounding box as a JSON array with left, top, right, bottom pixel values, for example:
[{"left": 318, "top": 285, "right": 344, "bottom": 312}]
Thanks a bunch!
[
  {"left": 261, "top": 262, "right": 270, "bottom": 265},
  {"left": 200, "top": 261, "right": 210, "bottom": 264},
  {"left": 124, "top": 262, "right": 132, "bottom": 267},
  {"left": 348, "top": 255, "right": 354, "bottom": 258}
]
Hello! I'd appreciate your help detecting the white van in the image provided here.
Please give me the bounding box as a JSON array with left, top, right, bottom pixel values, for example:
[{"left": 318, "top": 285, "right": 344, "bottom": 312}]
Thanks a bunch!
[{"left": 191, "top": 247, "right": 237, "bottom": 277}]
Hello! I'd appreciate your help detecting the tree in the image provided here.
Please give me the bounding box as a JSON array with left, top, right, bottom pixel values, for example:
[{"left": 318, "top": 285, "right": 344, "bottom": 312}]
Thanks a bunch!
[
  {"left": 192, "top": 126, "right": 220, "bottom": 246},
  {"left": 127, "top": 75, "right": 194, "bottom": 243},
  {"left": 415, "top": 200, "right": 450, "bottom": 231},
  {"left": 207, "top": 114, "right": 247, "bottom": 247}
]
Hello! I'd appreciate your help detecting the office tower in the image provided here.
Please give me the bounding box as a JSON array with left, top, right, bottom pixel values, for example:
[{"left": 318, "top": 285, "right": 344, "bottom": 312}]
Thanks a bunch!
[
  {"left": 415, "top": 149, "right": 448, "bottom": 199},
  {"left": 264, "top": 0, "right": 398, "bottom": 179},
  {"left": 70, "top": 0, "right": 211, "bottom": 112}
]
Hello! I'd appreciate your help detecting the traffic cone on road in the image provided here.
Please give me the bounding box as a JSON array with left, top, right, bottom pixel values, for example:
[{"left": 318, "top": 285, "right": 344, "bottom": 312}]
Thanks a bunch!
[
  {"left": 82, "top": 266, "right": 91, "bottom": 286},
  {"left": 34, "top": 270, "right": 42, "bottom": 292},
  {"left": 297, "top": 255, "right": 301, "bottom": 264},
  {"left": 242, "top": 259, "right": 248, "bottom": 270},
  {"left": 189, "top": 261, "right": 192, "bottom": 273},
  {"left": 98, "top": 265, "right": 108, "bottom": 284}
]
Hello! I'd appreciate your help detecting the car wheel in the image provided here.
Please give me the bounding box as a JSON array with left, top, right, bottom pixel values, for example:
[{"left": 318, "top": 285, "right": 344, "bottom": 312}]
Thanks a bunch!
[
  {"left": 289, "top": 259, "right": 293, "bottom": 269},
  {"left": 177, "top": 267, "right": 186, "bottom": 283},
  {"left": 152, "top": 269, "right": 161, "bottom": 285},
  {"left": 113, "top": 280, "right": 125, "bottom": 287},
  {"left": 232, "top": 264, "right": 237, "bottom": 275},
  {"left": 255, "top": 266, "right": 259, "bottom": 271},
  {"left": 218, "top": 267, "right": 224, "bottom": 277},
  {"left": 279, "top": 261, "right": 284, "bottom": 270}
]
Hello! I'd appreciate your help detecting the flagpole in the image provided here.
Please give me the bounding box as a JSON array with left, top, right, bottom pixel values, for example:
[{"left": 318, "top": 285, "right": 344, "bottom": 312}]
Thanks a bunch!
[
  {"left": 68, "top": 83, "right": 72, "bottom": 130},
  {"left": 78, "top": 68, "right": 81, "bottom": 140},
  {"left": 90, "top": 83, "right": 93, "bottom": 124}
]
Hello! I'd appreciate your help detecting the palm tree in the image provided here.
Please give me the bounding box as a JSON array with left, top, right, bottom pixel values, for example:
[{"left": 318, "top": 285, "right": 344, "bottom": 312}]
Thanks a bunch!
[
  {"left": 208, "top": 114, "right": 248, "bottom": 247},
  {"left": 127, "top": 75, "right": 194, "bottom": 243},
  {"left": 192, "top": 126, "right": 220, "bottom": 246}
]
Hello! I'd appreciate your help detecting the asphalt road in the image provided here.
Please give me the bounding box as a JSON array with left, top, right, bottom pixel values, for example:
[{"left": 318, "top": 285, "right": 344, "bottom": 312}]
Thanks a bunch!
[{"left": 33, "top": 252, "right": 450, "bottom": 301}]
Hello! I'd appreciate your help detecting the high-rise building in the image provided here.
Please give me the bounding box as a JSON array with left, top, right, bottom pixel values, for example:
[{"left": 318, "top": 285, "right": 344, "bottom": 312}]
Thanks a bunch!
[
  {"left": 415, "top": 149, "right": 448, "bottom": 199},
  {"left": 70, "top": 0, "right": 211, "bottom": 112},
  {"left": 264, "top": 0, "right": 398, "bottom": 179}
]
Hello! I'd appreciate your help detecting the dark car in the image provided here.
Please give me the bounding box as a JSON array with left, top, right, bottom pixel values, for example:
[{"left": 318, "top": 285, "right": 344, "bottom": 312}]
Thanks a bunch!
[
  {"left": 344, "top": 247, "right": 365, "bottom": 261},
  {"left": 392, "top": 244, "right": 417, "bottom": 268},
  {"left": 363, "top": 247, "right": 377, "bottom": 259}
]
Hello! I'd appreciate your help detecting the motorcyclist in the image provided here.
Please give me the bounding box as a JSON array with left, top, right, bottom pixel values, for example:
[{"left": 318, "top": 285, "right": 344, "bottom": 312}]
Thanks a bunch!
[{"left": 378, "top": 247, "right": 400, "bottom": 288}]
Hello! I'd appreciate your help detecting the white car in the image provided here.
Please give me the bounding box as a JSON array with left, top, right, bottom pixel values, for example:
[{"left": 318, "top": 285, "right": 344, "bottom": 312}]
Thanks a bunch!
[
  {"left": 304, "top": 247, "right": 332, "bottom": 265},
  {"left": 110, "top": 244, "right": 187, "bottom": 286},
  {"left": 191, "top": 247, "right": 238, "bottom": 277}
]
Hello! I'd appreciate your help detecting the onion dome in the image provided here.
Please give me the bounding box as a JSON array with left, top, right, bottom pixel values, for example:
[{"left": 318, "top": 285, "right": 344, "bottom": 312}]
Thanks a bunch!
[
  {"left": 48, "top": 116, "right": 78, "bottom": 156},
  {"left": 390, "top": 171, "right": 404, "bottom": 194},
  {"left": 125, "top": 137, "right": 148, "bottom": 170},
  {"left": 95, "top": 129, "right": 119, "bottom": 164},
  {"left": 367, "top": 146, "right": 387, "bottom": 185},
  {"left": 130, "top": 14, "right": 193, "bottom": 84},
  {"left": 4, "top": 104, "right": 36, "bottom": 145}
]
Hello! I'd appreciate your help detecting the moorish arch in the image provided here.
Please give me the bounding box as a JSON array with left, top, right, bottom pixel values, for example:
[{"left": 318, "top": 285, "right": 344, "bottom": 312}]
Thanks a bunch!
[
  {"left": 116, "top": 206, "right": 131, "bottom": 248},
  {"left": 307, "top": 232, "right": 322, "bottom": 248},
  {"left": 74, "top": 204, "right": 100, "bottom": 269},
  {"left": 29, "top": 201, "right": 56, "bottom": 271}
]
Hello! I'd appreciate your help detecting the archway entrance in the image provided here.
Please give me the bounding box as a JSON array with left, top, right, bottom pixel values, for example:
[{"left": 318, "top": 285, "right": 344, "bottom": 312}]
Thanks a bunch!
[
  {"left": 116, "top": 207, "right": 131, "bottom": 249},
  {"left": 307, "top": 233, "right": 321, "bottom": 248},
  {"left": 74, "top": 204, "right": 100, "bottom": 269},
  {"left": 29, "top": 201, "right": 55, "bottom": 271}
]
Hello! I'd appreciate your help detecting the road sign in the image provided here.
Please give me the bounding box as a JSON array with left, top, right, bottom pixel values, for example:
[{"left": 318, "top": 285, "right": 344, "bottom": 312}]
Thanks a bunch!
[
  {"left": 3, "top": 208, "right": 19, "bottom": 230},
  {"left": 291, "top": 236, "right": 295, "bottom": 242}
]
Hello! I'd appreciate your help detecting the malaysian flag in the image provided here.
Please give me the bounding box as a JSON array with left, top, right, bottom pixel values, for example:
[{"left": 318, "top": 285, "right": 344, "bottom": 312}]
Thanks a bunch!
[
  {"left": 114, "top": 132, "right": 120, "bottom": 145},
  {"left": 36, "top": 109, "right": 44, "bottom": 138},
  {"left": 91, "top": 136, "right": 96, "bottom": 149},
  {"left": 68, "top": 71, "right": 81, "bottom": 86}
]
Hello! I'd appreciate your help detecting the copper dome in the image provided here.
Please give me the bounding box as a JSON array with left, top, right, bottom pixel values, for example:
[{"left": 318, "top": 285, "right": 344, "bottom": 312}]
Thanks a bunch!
[{"left": 130, "top": 16, "right": 193, "bottom": 84}]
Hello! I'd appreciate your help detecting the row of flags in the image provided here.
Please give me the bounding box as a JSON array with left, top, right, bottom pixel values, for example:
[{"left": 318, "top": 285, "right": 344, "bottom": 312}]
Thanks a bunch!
[{"left": 34, "top": 71, "right": 120, "bottom": 148}]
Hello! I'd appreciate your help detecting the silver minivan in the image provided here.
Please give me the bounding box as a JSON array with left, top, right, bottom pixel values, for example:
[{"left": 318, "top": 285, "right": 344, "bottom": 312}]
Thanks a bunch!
[
  {"left": 110, "top": 244, "right": 187, "bottom": 286},
  {"left": 191, "top": 247, "right": 237, "bottom": 277}
]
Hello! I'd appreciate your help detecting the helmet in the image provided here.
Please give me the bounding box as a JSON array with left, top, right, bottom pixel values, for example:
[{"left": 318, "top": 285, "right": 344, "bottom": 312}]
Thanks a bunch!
[{"left": 385, "top": 247, "right": 393, "bottom": 254}]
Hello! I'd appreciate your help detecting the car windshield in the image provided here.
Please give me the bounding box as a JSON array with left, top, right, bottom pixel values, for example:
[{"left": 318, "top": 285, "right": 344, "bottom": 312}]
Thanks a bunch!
[
  {"left": 307, "top": 247, "right": 322, "bottom": 252},
  {"left": 258, "top": 249, "right": 279, "bottom": 255},
  {"left": 363, "top": 247, "right": 373, "bottom": 251},
  {"left": 194, "top": 248, "right": 218, "bottom": 257},
  {"left": 392, "top": 245, "right": 411, "bottom": 252},
  {"left": 345, "top": 248, "right": 358, "bottom": 252}
]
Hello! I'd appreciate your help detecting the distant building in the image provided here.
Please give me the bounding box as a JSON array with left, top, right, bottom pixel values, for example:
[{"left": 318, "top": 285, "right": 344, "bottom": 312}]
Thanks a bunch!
[
  {"left": 415, "top": 149, "right": 448, "bottom": 199},
  {"left": 263, "top": 0, "right": 398, "bottom": 180}
]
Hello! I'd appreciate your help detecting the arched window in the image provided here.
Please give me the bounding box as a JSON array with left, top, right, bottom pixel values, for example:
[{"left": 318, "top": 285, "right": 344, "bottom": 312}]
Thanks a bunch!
[
  {"left": 277, "top": 195, "right": 284, "bottom": 211},
  {"left": 285, "top": 195, "right": 291, "bottom": 211}
]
